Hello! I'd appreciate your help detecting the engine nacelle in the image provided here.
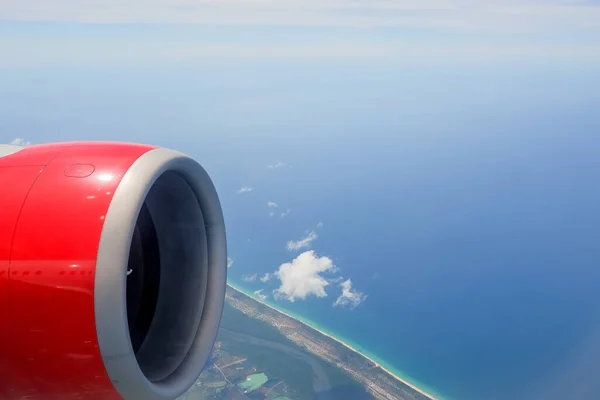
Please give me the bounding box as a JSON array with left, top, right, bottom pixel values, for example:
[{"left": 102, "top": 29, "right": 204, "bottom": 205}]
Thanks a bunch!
[{"left": 0, "top": 142, "right": 227, "bottom": 400}]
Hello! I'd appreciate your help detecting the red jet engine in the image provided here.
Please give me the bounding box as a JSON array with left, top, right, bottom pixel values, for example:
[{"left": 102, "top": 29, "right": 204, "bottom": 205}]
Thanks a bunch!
[{"left": 0, "top": 142, "right": 227, "bottom": 400}]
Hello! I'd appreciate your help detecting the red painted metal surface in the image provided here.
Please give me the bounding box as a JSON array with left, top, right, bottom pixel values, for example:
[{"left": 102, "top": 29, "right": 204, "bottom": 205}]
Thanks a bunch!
[
  {"left": 0, "top": 142, "right": 156, "bottom": 400},
  {"left": 0, "top": 165, "right": 44, "bottom": 397}
]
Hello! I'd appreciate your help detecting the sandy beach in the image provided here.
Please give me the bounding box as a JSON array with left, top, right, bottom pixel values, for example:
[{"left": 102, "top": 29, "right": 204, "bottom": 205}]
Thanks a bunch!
[{"left": 227, "top": 283, "right": 438, "bottom": 400}]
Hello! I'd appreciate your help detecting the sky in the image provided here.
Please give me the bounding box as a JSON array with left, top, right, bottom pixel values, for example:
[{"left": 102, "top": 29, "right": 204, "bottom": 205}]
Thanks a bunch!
[{"left": 1, "top": 0, "right": 600, "bottom": 68}]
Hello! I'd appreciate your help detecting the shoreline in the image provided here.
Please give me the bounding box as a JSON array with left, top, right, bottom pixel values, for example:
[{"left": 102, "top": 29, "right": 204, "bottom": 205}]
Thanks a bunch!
[{"left": 227, "top": 282, "right": 439, "bottom": 400}]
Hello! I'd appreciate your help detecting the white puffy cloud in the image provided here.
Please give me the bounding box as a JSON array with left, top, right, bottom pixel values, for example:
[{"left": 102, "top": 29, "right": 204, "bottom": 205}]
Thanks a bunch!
[
  {"left": 227, "top": 257, "right": 234, "bottom": 268},
  {"left": 286, "top": 231, "right": 318, "bottom": 251},
  {"left": 273, "top": 250, "right": 337, "bottom": 302},
  {"left": 9, "top": 138, "right": 31, "bottom": 146},
  {"left": 267, "top": 201, "right": 278, "bottom": 208},
  {"left": 267, "top": 162, "right": 285, "bottom": 169},
  {"left": 333, "top": 279, "right": 367, "bottom": 310},
  {"left": 280, "top": 209, "right": 291, "bottom": 218},
  {"left": 260, "top": 273, "right": 272, "bottom": 283},
  {"left": 253, "top": 289, "right": 268, "bottom": 301},
  {"left": 237, "top": 186, "right": 253, "bottom": 194},
  {"left": 242, "top": 273, "right": 257, "bottom": 282}
]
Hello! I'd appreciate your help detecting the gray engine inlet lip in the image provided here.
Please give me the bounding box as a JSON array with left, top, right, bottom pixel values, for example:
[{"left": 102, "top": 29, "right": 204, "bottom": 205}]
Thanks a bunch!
[
  {"left": 0, "top": 144, "right": 25, "bottom": 159},
  {"left": 94, "top": 147, "right": 227, "bottom": 400}
]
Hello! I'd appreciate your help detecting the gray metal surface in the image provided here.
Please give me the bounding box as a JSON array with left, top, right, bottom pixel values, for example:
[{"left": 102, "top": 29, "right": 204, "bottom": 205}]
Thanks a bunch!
[{"left": 0, "top": 145, "right": 24, "bottom": 158}]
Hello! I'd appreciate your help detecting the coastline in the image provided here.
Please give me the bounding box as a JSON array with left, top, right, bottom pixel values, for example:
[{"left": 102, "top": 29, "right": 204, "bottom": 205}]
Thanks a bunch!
[{"left": 226, "top": 282, "right": 440, "bottom": 400}]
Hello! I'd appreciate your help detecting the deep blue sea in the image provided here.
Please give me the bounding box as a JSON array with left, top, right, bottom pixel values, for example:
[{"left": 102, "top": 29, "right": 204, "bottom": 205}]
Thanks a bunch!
[{"left": 2, "top": 60, "right": 600, "bottom": 400}]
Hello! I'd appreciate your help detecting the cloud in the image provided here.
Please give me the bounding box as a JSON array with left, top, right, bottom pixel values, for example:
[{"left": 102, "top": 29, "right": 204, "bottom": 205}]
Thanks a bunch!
[
  {"left": 253, "top": 289, "right": 268, "bottom": 301},
  {"left": 280, "top": 209, "right": 291, "bottom": 218},
  {"left": 273, "top": 250, "right": 338, "bottom": 302},
  {"left": 333, "top": 279, "right": 367, "bottom": 310},
  {"left": 0, "top": 1, "right": 590, "bottom": 32},
  {"left": 227, "top": 257, "right": 234, "bottom": 268},
  {"left": 329, "top": 276, "right": 344, "bottom": 283},
  {"left": 2, "top": 1, "right": 600, "bottom": 37},
  {"left": 286, "top": 231, "right": 318, "bottom": 251},
  {"left": 267, "top": 162, "right": 285, "bottom": 169},
  {"left": 316, "top": 222, "right": 324, "bottom": 228},
  {"left": 3, "top": 1, "right": 600, "bottom": 68},
  {"left": 6, "top": 38, "right": 598, "bottom": 68},
  {"left": 237, "top": 186, "right": 253, "bottom": 194},
  {"left": 242, "top": 273, "right": 257, "bottom": 282},
  {"left": 269, "top": 212, "right": 275, "bottom": 217},
  {"left": 260, "top": 273, "right": 272, "bottom": 283},
  {"left": 9, "top": 138, "right": 31, "bottom": 146},
  {"left": 267, "top": 201, "right": 278, "bottom": 208}
]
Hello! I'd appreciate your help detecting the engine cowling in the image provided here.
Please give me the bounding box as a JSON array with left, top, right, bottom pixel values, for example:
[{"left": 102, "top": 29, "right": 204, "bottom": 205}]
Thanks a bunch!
[{"left": 0, "top": 142, "right": 227, "bottom": 400}]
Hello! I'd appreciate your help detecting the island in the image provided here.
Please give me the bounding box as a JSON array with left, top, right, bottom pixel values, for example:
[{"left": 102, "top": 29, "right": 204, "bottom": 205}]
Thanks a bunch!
[{"left": 180, "top": 284, "right": 436, "bottom": 400}]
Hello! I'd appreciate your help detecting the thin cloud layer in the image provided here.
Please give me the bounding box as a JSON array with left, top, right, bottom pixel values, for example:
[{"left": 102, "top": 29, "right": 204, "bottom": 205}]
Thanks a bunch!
[
  {"left": 3, "top": 0, "right": 600, "bottom": 35},
  {"left": 268, "top": 201, "right": 278, "bottom": 208},
  {"left": 237, "top": 186, "right": 253, "bottom": 194},
  {"left": 267, "top": 162, "right": 286, "bottom": 169},
  {"left": 333, "top": 279, "right": 367, "bottom": 309},
  {"left": 273, "top": 250, "right": 338, "bottom": 302},
  {"left": 2, "top": 1, "right": 600, "bottom": 66},
  {"left": 253, "top": 289, "right": 268, "bottom": 301},
  {"left": 227, "top": 257, "right": 234, "bottom": 268},
  {"left": 9, "top": 138, "right": 31, "bottom": 146},
  {"left": 242, "top": 273, "right": 258, "bottom": 282},
  {"left": 286, "top": 231, "right": 318, "bottom": 251},
  {"left": 280, "top": 209, "right": 291, "bottom": 218},
  {"left": 260, "top": 273, "right": 272, "bottom": 283}
]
